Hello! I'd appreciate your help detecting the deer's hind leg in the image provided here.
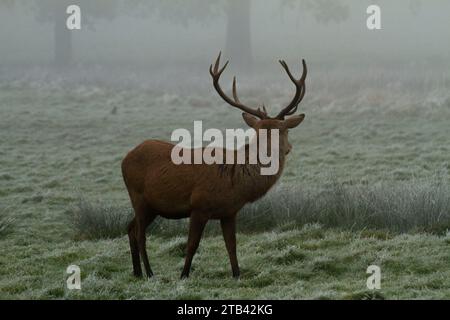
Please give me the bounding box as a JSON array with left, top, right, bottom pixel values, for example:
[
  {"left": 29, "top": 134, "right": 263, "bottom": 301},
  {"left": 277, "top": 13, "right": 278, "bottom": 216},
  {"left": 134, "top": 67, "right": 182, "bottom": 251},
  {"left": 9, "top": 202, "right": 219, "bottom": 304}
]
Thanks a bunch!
[
  {"left": 128, "top": 217, "right": 142, "bottom": 277},
  {"left": 128, "top": 192, "right": 156, "bottom": 279},
  {"left": 136, "top": 211, "right": 156, "bottom": 278}
]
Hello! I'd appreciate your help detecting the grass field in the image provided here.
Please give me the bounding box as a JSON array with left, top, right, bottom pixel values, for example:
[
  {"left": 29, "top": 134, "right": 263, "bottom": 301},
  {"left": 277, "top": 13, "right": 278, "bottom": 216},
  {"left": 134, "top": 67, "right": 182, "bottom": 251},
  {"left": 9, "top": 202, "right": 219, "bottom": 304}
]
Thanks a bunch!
[{"left": 0, "top": 63, "right": 449, "bottom": 299}]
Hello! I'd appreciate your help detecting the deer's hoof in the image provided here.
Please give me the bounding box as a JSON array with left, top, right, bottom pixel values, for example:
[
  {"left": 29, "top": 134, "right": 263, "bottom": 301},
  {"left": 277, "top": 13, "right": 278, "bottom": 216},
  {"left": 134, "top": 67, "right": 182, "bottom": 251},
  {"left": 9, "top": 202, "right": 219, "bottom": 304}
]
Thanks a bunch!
[{"left": 133, "top": 272, "right": 143, "bottom": 278}]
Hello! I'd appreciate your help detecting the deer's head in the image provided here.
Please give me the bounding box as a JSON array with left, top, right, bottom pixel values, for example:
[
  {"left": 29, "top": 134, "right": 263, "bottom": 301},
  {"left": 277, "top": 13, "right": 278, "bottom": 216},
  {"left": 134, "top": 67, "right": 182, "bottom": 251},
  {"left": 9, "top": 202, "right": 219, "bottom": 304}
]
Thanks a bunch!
[{"left": 210, "top": 52, "right": 307, "bottom": 156}]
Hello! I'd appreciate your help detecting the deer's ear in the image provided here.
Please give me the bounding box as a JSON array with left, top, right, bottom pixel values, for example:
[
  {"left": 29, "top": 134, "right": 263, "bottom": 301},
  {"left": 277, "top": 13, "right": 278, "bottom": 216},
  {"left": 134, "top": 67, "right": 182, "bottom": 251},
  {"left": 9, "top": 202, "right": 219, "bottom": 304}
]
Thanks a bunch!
[
  {"left": 242, "top": 113, "right": 258, "bottom": 128},
  {"left": 284, "top": 114, "right": 305, "bottom": 129}
]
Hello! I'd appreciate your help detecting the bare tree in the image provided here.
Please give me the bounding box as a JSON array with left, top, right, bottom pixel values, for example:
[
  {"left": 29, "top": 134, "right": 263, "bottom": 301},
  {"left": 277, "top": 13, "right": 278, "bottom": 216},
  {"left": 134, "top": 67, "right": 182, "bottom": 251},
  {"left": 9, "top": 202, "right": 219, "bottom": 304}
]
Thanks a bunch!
[{"left": 129, "top": 0, "right": 353, "bottom": 69}]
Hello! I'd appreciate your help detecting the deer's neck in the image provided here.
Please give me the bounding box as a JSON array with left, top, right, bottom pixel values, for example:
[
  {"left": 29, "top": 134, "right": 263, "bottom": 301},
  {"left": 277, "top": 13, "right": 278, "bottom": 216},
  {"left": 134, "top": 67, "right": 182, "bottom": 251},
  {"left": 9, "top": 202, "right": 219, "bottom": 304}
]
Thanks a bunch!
[{"left": 219, "top": 140, "right": 288, "bottom": 203}]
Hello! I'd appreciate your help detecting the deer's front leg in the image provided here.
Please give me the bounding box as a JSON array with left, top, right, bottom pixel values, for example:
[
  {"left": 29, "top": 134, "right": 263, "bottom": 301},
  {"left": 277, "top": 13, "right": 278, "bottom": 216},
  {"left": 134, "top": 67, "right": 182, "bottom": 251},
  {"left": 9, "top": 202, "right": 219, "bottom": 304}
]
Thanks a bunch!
[
  {"left": 181, "top": 212, "right": 208, "bottom": 279},
  {"left": 221, "top": 215, "right": 240, "bottom": 279}
]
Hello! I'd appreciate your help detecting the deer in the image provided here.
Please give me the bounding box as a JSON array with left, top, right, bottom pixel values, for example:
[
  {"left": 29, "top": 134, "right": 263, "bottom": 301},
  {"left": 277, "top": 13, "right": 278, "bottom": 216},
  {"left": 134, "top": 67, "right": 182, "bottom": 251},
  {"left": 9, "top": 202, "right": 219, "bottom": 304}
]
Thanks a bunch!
[{"left": 121, "top": 52, "right": 307, "bottom": 279}]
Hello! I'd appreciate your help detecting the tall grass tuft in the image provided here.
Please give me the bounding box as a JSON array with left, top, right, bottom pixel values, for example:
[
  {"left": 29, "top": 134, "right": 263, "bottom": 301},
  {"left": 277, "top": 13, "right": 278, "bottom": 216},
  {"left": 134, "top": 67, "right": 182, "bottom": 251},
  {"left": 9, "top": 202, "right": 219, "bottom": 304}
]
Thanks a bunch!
[
  {"left": 70, "top": 178, "right": 450, "bottom": 240},
  {"left": 69, "top": 198, "right": 189, "bottom": 240},
  {"left": 239, "top": 178, "right": 450, "bottom": 234},
  {"left": 69, "top": 199, "right": 133, "bottom": 240}
]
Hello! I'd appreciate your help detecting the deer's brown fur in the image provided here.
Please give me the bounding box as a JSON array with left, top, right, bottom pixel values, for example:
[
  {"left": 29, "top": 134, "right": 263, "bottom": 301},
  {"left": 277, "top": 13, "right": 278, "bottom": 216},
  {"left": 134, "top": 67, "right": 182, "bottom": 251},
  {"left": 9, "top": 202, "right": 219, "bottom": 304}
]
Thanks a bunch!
[{"left": 122, "top": 54, "right": 307, "bottom": 279}]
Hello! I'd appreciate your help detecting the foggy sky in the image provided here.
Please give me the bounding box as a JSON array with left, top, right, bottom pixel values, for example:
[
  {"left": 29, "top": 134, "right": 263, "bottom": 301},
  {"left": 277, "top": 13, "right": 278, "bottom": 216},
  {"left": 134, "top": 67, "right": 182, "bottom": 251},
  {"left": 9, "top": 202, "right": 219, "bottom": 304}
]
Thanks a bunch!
[{"left": 0, "top": 0, "right": 449, "bottom": 66}]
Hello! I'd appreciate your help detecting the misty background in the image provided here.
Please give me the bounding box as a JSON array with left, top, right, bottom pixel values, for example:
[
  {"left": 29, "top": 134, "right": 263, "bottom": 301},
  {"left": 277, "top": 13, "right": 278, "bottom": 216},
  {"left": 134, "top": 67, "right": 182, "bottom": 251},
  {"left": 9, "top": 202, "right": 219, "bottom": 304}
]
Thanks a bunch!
[
  {"left": 1, "top": 2, "right": 450, "bottom": 300},
  {"left": 1, "top": 1, "right": 449, "bottom": 71},
  {"left": 0, "top": 0, "right": 449, "bottom": 120}
]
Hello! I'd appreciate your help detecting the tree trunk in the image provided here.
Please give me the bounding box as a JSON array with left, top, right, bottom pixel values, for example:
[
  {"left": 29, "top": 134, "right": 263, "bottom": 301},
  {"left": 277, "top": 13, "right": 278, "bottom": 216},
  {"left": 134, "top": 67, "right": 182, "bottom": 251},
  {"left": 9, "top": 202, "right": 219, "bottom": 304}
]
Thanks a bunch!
[
  {"left": 53, "top": 1, "right": 72, "bottom": 67},
  {"left": 225, "top": 0, "right": 252, "bottom": 70}
]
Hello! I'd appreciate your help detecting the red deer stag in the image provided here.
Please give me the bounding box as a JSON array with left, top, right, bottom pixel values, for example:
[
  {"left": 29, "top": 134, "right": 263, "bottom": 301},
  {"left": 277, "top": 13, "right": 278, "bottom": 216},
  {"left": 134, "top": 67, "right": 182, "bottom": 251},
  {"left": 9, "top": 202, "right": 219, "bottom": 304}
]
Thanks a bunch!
[{"left": 122, "top": 53, "right": 307, "bottom": 279}]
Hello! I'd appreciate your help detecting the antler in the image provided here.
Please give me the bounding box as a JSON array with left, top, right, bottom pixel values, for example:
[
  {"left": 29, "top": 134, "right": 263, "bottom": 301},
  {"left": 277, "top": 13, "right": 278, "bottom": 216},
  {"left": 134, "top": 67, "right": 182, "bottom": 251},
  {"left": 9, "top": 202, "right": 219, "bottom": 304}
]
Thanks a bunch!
[
  {"left": 209, "top": 52, "right": 268, "bottom": 119},
  {"left": 276, "top": 59, "right": 307, "bottom": 120}
]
